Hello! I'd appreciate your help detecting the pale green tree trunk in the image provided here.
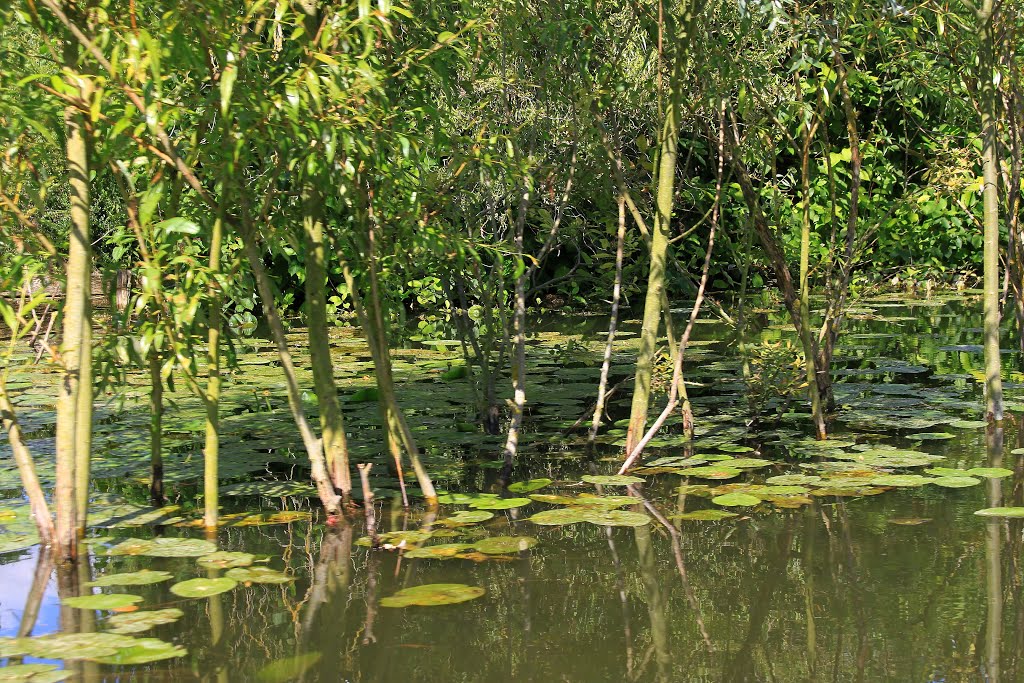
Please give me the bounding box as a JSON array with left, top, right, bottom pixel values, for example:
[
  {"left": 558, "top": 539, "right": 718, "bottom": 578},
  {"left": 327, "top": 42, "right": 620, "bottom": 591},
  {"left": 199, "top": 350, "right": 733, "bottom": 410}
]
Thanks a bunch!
[
  {"left": 625, "top": 5, "right": 699, "bottom": 453},
  {"left": 54, "top": 41, "right": 92, "bottom": 561},
  {"left": 303, "top": 189, "right": 352, "bottom": 497},
  {"left": 979, "top": 0, "right": 1005, "bottom": 422},
  {"left": 204, "top": 210, "right": 224, "bottom": 528}
]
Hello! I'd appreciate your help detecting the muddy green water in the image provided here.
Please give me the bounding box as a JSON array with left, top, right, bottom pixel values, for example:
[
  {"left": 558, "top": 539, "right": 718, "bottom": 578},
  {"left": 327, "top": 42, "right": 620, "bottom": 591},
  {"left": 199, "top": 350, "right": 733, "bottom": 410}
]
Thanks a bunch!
[{"left": 2, "top": 293, "right": 1024, "bottom": 682}]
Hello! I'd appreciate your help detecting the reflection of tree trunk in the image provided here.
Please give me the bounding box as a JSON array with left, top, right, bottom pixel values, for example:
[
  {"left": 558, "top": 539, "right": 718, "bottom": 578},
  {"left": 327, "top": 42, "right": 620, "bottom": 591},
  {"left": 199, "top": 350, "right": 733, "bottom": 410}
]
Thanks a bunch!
[
  {"left": 803, "top": 507, "right": 817, "bottom": 677},
  {"left": 604, "top": 527, "right": 635, "bottom": 675},
  {"left": 17, "top": 550, "right": 54, "bottom": 638},
  {"left": 634, "top": 524, "right": 671, "bottom": 683},
  {"left": 983, "top": 426, "right": 1004, "bottom": 683},
  {"left": 727, "top": 522, "right": 795, "bottom": 682},
  {"left": 150, "top": 348, "right": 164, "bottom": 505},
  {"left": 362, "top": 552, "right": 381, "bottom": 646}
]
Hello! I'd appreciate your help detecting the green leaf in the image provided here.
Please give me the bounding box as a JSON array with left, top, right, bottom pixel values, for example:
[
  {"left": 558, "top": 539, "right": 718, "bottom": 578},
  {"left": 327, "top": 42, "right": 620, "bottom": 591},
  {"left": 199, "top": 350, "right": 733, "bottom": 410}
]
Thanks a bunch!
[
  {"left": 712, "top": 493, "right": 762, "bottom": 507},
  {"left": 581, "top": 475, "right": 644, "bottom": 486},
  {"left": 107, "top": 608, "right": 185, "bottom": 634},
  {"left": 473, "top": 536, "right": 538, "bottom": 554},
  {"left": 508, "top": 478, "right": 553, "bottom": 493},
  {"left": 61, "top": 593, "right": 143, "bottom": 610},
  {"left": 256, "top": 652, "right": 323, "bottom": 683},
  {"left": 225, "top": 567, "right": 294, "bottom": 584},
  {"left": 380, "top": 583, "right": 485, "bottom": 607},
  {"left": 975, "top": 507, "right": 1024, "bottom": 518},
  {"left": 170, "top": 577, "right": 238, "bottom": 598},
  {"left": 85, "top": 570, "right": 172, "bottom": 587},
  {"left": 156, "top": 217, "right": 200, "bottom": 235}
]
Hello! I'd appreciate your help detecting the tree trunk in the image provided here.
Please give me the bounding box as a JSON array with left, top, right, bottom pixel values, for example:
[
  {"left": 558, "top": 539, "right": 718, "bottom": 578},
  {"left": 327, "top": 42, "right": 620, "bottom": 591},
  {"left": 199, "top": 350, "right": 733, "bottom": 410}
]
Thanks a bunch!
[
  {"left": 590, "top": 194, "right": 627, "bottom": 444},
  {"left": 54, "top": 40, "right": 92, "bottom": 562},
  {"left": 238, "top": 206, "right": 341, "bottom": 516},
  {"left": 204, "top": 210, "right": 224, "bottom": 528},
  {"left": 625, "top": 6, "right": 698, "bottom": 453},
  {"left": 0, "top": 385, "right": 55, "bottom": 545},
  {"left": 979, "top": 0, "right": 1005, "bottom": 422},
  {"left": 303, "top": 187, "right": 352, "bottom": 497}
]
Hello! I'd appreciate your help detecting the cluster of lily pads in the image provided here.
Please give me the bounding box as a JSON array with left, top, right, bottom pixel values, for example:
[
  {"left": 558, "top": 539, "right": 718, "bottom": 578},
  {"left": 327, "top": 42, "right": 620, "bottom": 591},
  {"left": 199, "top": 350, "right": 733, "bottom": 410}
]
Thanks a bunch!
[{"left": 0, "top": 536, "right": 298, "bottom": 678}]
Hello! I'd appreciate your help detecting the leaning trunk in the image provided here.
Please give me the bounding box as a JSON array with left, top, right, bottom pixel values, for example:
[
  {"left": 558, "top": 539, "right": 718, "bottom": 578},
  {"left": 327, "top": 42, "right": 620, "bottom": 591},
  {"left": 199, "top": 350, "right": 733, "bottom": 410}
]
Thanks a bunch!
[{"left": 303, "top": 187, "right": 352, "bottom": 497}]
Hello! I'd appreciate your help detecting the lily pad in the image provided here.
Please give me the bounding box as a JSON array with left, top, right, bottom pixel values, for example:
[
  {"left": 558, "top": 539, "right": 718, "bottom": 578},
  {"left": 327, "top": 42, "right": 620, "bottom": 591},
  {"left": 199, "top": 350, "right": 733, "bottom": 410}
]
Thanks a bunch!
[
  {"left": 85, "top": 570, "right": 172, "bottom": 587},
  {"left": 582, "top": 509, "right": 651, "bottom": 527},
  {"left": 380, "top": 583, "right": 485, "bottom": 607},
  {"left": 723, "top": 458, "right": 774, "bottom": 469},
  {"left": 929, "top": 476, "right": 981, "bottom": 488},
  {"left": 62, "top": 593, "right": 143, "bottom": 610},
  {"left": 473, "top": 536, "right": 539, "bottom": 554},
  {"left": 225, "top": 567, "right": 294, "bottom": 584},
  {"left": 197, "top": 551, "right": 255, "bottom": 569},
  {"left": 170, "top": 577, "right": 238, "bottom": 598},
  {"left": 436, "top": 492, "right": 498, "bottom": 504},
  {"left": 438, "top": 510, "right": 494, "bottom": 526},
  {"left": 766, "top": 474, "right": 821, "bottom": 486},
  {"left": 949, "top": 419, "right": 987, "bottom": 429},
  {"left": 581, "top": 475, "right": 644, "bottom": 486},
  {"left": 256, "top": 652, "right": 324, "bottom": 683},
  {"left": 966, "top": 467, "right": 1015, "bottom": 479},
  {"left": 676, "top": 466, "right": 743, "bottom": 480},
  {"left": 404, "top": 543, "right": 475, "bottom": 559},
  {"left": 107, "top": 608, "right": 185, "bottom": 634},
  {"left": 527, "top": 507, "right": 591, "bottom": 526},
  {"left": 712, "top": 492, "right": 762, "bottom": 507},
  {"left": 868, "top": 474, "right": 932, "bottom": 487},
  {"left": 10, "top": 632, "right": 137, "bottom": 659},
  {"left": 220, "top": 481, "right": 317, "bottom": 497},
  {"left": 356, "top": 530, "right": 432, "bottom": 548},
  {"left": 974, "top": 507, "right": 1024, "bottom": 517},
  {"left": 0, "top": 664, "right": 71, "bottom": 682},
  {"left": 507, "top": 478, "right": 552, "bottom": 493},
  {"left": 671, "top": 509, "right": 740, "bottom": 521},
  {"left": 468, "top": 497, "right": 532, "bottom": 510},
  {"left": 93, "top": 637, "right": 187, "bottom": 664}
]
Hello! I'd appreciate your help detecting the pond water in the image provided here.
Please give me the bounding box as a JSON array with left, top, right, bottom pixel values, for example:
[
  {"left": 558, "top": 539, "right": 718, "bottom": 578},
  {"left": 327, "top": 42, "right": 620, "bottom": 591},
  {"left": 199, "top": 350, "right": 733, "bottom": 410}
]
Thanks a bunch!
[{"left": 2, "top": 293, "right": 1024, "bottom": 682}]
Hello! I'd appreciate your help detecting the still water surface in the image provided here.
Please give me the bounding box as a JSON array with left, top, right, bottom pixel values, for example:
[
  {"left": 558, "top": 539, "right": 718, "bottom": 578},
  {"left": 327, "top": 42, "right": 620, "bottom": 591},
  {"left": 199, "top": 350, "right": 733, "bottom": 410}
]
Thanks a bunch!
[{"left": 2, "top": 294, "right": 1023, "bottom": 682}]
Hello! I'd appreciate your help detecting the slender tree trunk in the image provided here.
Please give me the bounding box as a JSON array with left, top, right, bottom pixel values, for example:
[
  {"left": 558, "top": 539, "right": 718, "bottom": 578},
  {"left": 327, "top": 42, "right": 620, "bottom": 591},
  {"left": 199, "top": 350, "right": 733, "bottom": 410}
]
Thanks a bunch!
[
  {"left": 54, "top": 40, "right": 92, "bottom": 562},
  {"left": 238, "top": 207, "right": 341, "bottom": 516},
  {"left": 204, "top": 210, "right": 224, "bottom": 528},
  {"left": 625, "top": 7, "right": 698, "bottom": 452},
  {"left": 0, "top": 385, "right": 55, "bottom": 545},
  {"left": 798, "top": 124, "right": 827, "bottom": 440},
  {"left": 149, "top": 348, "right": 164, "bottom": 505},
  {"left": 303, "top": 188, "right": 352, "bottom": 497},
  {"left": 979, "top": 0, "right": 1005, "bottom": 422},
  {"left": 590, "top": 194, "right": 627, "bottom": 444}
]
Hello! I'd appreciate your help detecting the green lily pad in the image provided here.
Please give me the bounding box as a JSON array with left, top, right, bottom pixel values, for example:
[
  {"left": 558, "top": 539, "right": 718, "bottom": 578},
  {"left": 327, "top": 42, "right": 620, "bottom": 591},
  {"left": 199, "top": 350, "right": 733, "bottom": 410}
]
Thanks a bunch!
[
  {"left": 468, "top": 497, "right": 532, "bottom": 510},
  {"left": 929, "top": 476, "right": 981, "bottom": 488},
  {"left": 582, "top": 509, "right": 651, "bottom": 527},
  {"left": 949, "top": 419, "right": 987, "bottom": 429},
  {"left": 438, "top": 510, "right": 494, "bottom": 526},
  {"left": 10, "top": 632, "right": 137, "bottom": 659},
  {"left": 868, "top": 474, "right": 932, "bottom": 487},
  {"left": 225, "top": 567, "right": 294, "bottom": 584},
  {"left": 924, "top": 467, "right": 968, "bottom": 477},
  {"left": 473, "top": 536, "right": 539, "bottom": 554},
  {"left": 112, "top": 537, "right": 218, "bottom": 558},
  {"left": 766, "top": 474, "right": 822, "bottom": 486},
  {"left": 581, "top": 475, "right": 644, "bottom": 486},
  {"left": 676, "top": 466, "right": 743, "bottom": 480},
  {"left": 966, "top": 467, "right": 1015, "bottom": 478},
  {"left": 975, "top": 507, "right": 1024, "bottom": 517},
  {"left": 712, "top": 492, "right": 762, "bottom": 507},
  {"left": 403, "top": 543, "right": 475, "bottom": 559},
  {"left": 908, "top": 432, "right": 955, "bottom": 440},
  {"left": 62, "top": 593, "right": 143, "bottom": 610},
  {"left": 170, "top": 577, "right": 238, "bottom": 598},
  {"left": 670, "top": 509, "right": 740, "bottom": 521},
  {"left": 380, "top": 583, "right": 485, "bottom": 607},
  {"left": 508, "top": 478, "right": 553, "bottom": 493},
  {"left": 197, "top": 551, "right": 255, "bottom": 569},
  {"left": 256, "top": 652, "right": 324, "bottom": 683},
  {"left": 527, "top": 507, "right": 591, "bottom": 526},
  {"left": 436, "top": 492, "right": 498, "bottom": 504},
  {"left": 220, "top": 481, "right": 317, "bottom": 497},
  {"left": 86, "top": 570, "right": 172, "bottom": 587},
  {"left": 93, "top": 637, "right": 187, "bottom": 665},
  {"left": 0, "top": 664, "right": 71, "bottom": 682},
  {"left": 723, "top": 458, "right": 774, "bottom": 469},
  {"left": 356, "top": 530, "right": 433, "bottom": 547},
  {"left": 107, "top": 608, "right": 185, "bottom": 634}
]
